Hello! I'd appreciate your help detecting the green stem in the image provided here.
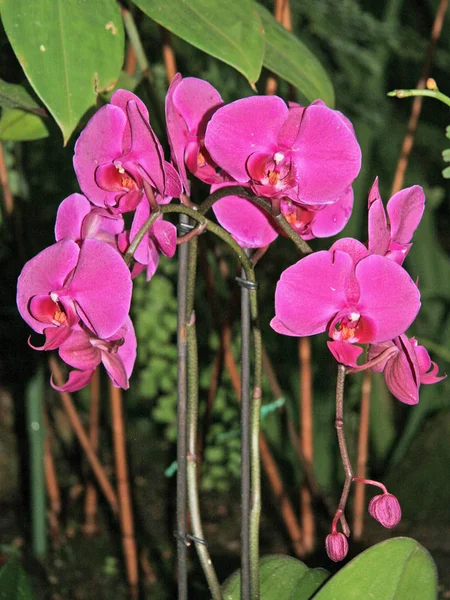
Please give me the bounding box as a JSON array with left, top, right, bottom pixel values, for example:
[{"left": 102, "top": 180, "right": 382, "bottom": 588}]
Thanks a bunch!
[
  {"left": 176, "top": 215, "right": 189, "bottom": 600},
  {"left": 185, "top": 243, "right": 222, "bottom": 598},
  {"left": 198, "top": 186, "right": 312, "bottom": 255},
  {"left": 26, "top": 365, "right": 47, "bottom": 558},
  {"left": 388, "top": 88, "right": 450, "bottom": 107}
]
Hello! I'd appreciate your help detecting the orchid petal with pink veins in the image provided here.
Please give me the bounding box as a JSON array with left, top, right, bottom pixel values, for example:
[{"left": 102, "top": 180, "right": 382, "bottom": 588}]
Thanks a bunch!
[
  {"left": 355, "top": 255, "right": 420, "bottom": 342},
  {"left": 51, "top": 368, "right": 96, "bottom": 393},
  {"left": 17, "top": 240, "right": 80, "bottom": 334},
  {"left": 152, "top": 218, "right": 177, "bottom": 258},
  {"left": 166, "top": 75, "right": 225, "bottom": 189},
  {"left": 65, "top": 239, "right": 132, "bottom": 339},
  {"left": 289, "top": 103, "right": 361, "bottom": 205},
  {"left": 271, "top": 250, "right": 353, "bottom": 337},
  {"left": 308, "top": 187, "right": 354, "bottom": 239},
  {"left": 205, "top": 96, "right": 288, "bottom": 183},
  {"left": 327, "top": 340, "right": 363, "bottom": 367},
  {"left": 74, "top": 105, "right": 127, "bottom": 207},
  {"left": 387, "top": 185, "right": 425, "bottom": 244}
]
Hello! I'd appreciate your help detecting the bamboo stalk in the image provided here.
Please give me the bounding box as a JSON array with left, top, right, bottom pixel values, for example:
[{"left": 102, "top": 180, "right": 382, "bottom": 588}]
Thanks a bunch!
[
  {"left": 352, "top": 370, "right": 372, "bottom": 540},
  {"left": 299, "top": 338, "right": 315, "bottom": 553},
  {"left": 83, "top": 369, "right": 101, "bottom": 536},
  {"left": 109, "top": 382, "right": 139, "bottom": 600},
  {"left": 49, "top": 357, "right": 119, "bottom": 514},
  {"left": 0, "top": 142, "right": 14, "bottom": 216},
  {"left": 43, "top": 408, "right": 61, "bottom": 546},
  {"left": 390, "top": 0, "right": 448, "bottom": 195},
  {"left": 161, "top": 27, "right": 177, "bottom": 83}
]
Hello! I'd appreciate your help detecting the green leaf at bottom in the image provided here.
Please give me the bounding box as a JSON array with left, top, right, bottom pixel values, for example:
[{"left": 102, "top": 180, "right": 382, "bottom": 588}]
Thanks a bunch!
[
  {"left": 221, "top": 554, "right": 329, "bottom": 599},
  {"left": 0, "top": 558, "right": 36, "bottom": 600},
  {"left": 314, "top": 537, "right": 437, "bottom": 600}
]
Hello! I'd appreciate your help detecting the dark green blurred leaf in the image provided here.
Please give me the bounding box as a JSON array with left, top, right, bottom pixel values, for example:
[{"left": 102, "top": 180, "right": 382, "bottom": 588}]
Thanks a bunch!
[
  {"left": 0, "top": 558, "right": 36, "bottom": 600},
  {"left": 131, "top": 0, "right": 264, "bottom": 85},
  {"left": 0, "top": 108, "right": 48, "bottom": 141},
  {"left": 256, "top": 4, "right": 335, "bottom": 107},
  {"left": 1, "top": 0, "right": 124, "bottom": 144},
  {"left": 222, "top": 554, "right": 329, "bottom": 599},
  {"left": 315, "top": 538, "right": 437, "bottom": 600},
  {"left": 0, "top": 79, "right": 44, "bottom": 115}
]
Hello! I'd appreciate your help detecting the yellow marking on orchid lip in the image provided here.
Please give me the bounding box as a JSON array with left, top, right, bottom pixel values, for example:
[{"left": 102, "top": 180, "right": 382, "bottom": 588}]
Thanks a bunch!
[
  {"left": 197, "top": 148, "right": 208, "bottom": 167},
  {"left": 121, "top": 176, "right": 136, "bottom": 190},
  {"left": 53, "top": 310, "right": 67, "bottom": 325},
  {"left": 268, "top": 170, "right": 280, "bottom": 186}
]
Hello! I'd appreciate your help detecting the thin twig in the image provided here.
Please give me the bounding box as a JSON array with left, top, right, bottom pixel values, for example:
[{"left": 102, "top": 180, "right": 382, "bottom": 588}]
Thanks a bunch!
[
  {"left": 83, "top": 369, "right": 101, "bottom": 536},
  {"left": 160, "top": 27, "right": 177, "bottom": 83},
  {"left": 352, "top": 370, "right": 372, "bottom": 541},
  {"left": 299, "top": 338, "right": 315, "bottom": 553},
  {"left": 334, "top": 365, "right": 352, "bottom": 537},
  {"left": 109, "top": 382, "right": 139, "bottom": 600},
  {"left": 49, "top": 357, "right": 119, "bottom": 514},
  {"left": 390, "top": 0, "right": 448, "bottom": 196}
]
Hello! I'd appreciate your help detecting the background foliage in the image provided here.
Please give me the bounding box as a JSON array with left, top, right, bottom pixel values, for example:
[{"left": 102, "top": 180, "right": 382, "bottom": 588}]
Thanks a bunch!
[{"left": 0, "top": 0, "right": 449, "bottom": 597}]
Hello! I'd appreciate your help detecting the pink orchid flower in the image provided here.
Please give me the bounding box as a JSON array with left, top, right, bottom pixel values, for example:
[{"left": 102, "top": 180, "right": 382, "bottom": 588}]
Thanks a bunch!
[
  {"left": 368, "top": 334, "right": 446, "bottom": 405},
  {"left": 271, "top": 239, "right": 420, "bottom": 351},
  {"left": 211, "top": 182, "right": 354, "bottom": 248},
  {"left": 52, "top": 317, "right": 136, "bottom": 392},
  {"left": 368, "top": 178, "right": 425, "bottom": 265},
  {"left": 55, "top": 193, "right": 124, "bottom": 247},
  {"left": 204, "top": 97, "right": 361, "bottom": 206},
  {"left": 74, "top": 90, "right": 181, "bottom": 212},
  {"left": 166, "top": 74, "right": 225, "bottom": 193},
  {"left": 17, "top": 238, "right": 132, "bottom": 346}
]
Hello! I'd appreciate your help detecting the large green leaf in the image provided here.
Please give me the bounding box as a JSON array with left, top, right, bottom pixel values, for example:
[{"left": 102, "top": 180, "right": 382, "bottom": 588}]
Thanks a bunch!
[
  {"left": 0, "top": 108, "right": 48, "bottom": 141},
  {"left": 0, "top": 79, "right": 44, "bottom": 115},
  {"left": 257, "top": 4, "right": 334, "bottom": 107},
  {"left": 222, "top": 554, "right": 329, "bottom": 599},
  {"left": 0, "top": 558, "right": 36, "bottom": 600},
  {"left": 0, "top": 0, "right": 124, "bottom": 144},
  {"left": 131, "top": 0, "right": 265, "bottom": 86},
  {"left": 314, "top": 538, "right": 437, "bottom": 600}
]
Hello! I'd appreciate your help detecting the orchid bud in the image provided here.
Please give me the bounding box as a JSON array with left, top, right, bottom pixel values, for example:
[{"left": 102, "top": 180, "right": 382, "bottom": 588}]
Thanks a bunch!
[
  {"left": 368, "top": 493, "right": 402, "bottom": 529},
  {"left": 325, "top": 532, "right": 348, "bottom": 562}
]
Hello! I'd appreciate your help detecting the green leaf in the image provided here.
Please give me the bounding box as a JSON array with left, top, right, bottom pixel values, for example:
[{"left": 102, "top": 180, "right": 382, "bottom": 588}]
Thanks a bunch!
[
  {"left": 1, "top": 0, "right": 124, "bottom": 144},
  {"left": 0, "top": 79, "right": 44, "bottom": 115},
  {"left": 0, "top": 108, "right": 48, "bottom": 141},
  {"left": 446, "top": 125, "right": 450, "bottom": 139},
  {"left": 222, "top": 554, "right": 329, "bottom": 599},
  {"left": 442, "top": 166, "right": 450, "bottom": 178},
  {"left": 314, "top": 538, "right": 437, "bottom": 600},
  {"left": 442, "top": 148, "right": 450, "bottom": 162},
  {"left": 131, "top": 0, "right": 264, "bottom": 86},
  {"left": 0, "top": 558, "right": 36, "bottom": 600},
  {"left": 256, "top": 4, "right": 334, "bottom": 107}
]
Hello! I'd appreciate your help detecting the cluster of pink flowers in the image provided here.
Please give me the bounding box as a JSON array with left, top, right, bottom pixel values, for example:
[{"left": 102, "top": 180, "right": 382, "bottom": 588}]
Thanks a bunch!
[
  {"left": 17, "top": 74, "right": 445, "bottom": 557},
  {"left": 17, "top": 75, "right": 366, "bottom": 392},
  {"left": 272, "top": 178, "right": 445, "bottom": 405}
]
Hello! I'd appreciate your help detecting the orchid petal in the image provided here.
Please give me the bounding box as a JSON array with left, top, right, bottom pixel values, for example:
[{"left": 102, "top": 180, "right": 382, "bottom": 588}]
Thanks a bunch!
[
  {"left": 55, "top": 194, "right": 92, "bottom": 242},
  {"left": 152, "top": 218, "right": 177, "bottom": 258},
  {"left": 51, "top": 368, "right": 95, "bottom": 392},
  {"left": 213, "top": 194, "right": 278, "bottom": 248},
  {"left": 59, "top": 330, "right": 101, "bottom": 371},
  {"left": 205, "top": 96, "right": 288, "bottom": 182},
  {"left": 17, "top": 240, "right": 80, "bottom": 334},
  {"left": 272, "top": 250, "right": 353, "bottom": 337},
  {"left": 387, "top": 185, "right": 425, "bottom": 244},
  {"left": 327, "top": 340, "right": 363, "bottom": 367},
  {"left": 165, "top": 73, "right": 190, "bottom": 193},
  {"left": 67, "top": 239, "right": 132, "bottom": 339},
  {"left": 310, "top": 187, "right": 354, "bottom": 238},
  {"left": 74, "top": 105, "right": 127, "bottom": 207},
  {"left": 356, "top": 255, "right": 421, "bottom": 342},
  {"left": 290, "top": 103, "right": 361, "bottom": 205},
  {"left": 382, "top": 335, "right": 420, "bottom": 405}
]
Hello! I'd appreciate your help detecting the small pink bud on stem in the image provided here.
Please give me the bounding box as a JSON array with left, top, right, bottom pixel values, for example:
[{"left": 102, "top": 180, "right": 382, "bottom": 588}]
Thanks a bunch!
[
  {"left": 368, "top": 493, "right": 402, "bottom": 529},
  {"left": 325, "top": 532, "right": 348, "bottom": 562}
]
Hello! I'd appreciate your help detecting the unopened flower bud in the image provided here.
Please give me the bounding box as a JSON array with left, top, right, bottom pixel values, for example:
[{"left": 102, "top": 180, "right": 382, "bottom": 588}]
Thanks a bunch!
[
  {"left": 368, "top": 493, "right": 401, "bottom": 529},
  {"left": 325, "top": 532, "right": 348, "bottom": 562}
]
